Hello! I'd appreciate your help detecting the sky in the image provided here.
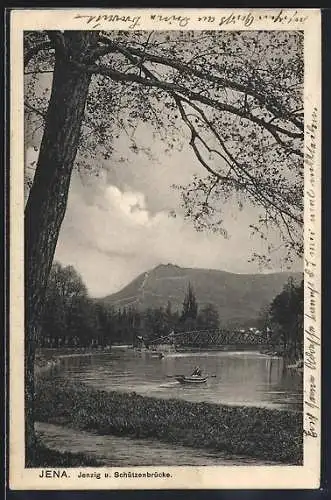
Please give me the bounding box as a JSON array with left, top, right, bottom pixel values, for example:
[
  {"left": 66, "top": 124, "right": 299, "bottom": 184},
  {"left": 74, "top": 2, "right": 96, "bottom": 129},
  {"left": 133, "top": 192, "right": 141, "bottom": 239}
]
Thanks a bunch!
[
  {"left": 25, "top": 123, "right": 302, "bottom": 298},
  {"left": 24, "top": 30, "right": 303, "bottom": 298}
]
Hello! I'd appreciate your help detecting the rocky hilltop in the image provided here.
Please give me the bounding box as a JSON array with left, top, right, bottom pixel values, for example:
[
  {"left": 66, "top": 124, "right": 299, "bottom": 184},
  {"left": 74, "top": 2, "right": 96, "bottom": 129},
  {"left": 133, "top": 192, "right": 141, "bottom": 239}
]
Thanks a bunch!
[{"left": 100, "top": 264, "right": 302, "bottom": 327}]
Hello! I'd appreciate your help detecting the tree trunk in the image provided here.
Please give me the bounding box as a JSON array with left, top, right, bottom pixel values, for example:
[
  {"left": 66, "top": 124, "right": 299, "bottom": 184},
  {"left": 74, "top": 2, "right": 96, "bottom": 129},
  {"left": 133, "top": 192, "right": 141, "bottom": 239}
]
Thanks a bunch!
[{"left": 24, "top": 32, "right": 96, "bottom": 466}]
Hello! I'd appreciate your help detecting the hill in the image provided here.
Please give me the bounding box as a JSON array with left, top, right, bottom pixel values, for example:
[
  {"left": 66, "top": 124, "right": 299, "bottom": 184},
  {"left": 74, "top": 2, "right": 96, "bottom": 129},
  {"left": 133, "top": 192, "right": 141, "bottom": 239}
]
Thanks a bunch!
[{"left": 100, "top": 263, "right": 302, "bottom": 327}]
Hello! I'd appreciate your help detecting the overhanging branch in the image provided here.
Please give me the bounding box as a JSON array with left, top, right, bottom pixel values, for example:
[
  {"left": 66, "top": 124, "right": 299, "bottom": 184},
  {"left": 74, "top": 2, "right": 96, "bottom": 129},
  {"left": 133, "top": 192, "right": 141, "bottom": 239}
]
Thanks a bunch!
[
  {"left": 174, "top": 95, "right": 302, "bottom": 228},
  {"left": 96, "top": 35, "right": 303, "bottom": 133},
  {"left": 79, "top": 61, "right": 303, "bottom": 148}
]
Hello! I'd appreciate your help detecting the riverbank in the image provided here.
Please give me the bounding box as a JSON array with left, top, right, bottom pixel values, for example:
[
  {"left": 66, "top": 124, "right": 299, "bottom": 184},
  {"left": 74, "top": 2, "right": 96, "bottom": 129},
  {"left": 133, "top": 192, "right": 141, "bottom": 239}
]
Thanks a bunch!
[
  {"left": 35, "top": 347, "right": 111, "bottom": 375},
  {"left": 35, "top": 378, "right": 303, "bottom": 465}
]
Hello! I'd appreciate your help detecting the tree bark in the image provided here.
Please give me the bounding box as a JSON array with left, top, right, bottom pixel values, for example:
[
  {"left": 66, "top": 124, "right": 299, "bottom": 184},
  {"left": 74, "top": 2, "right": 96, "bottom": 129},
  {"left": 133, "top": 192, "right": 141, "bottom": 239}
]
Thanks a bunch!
[{"left": 24, "top": 32, "right": 96, "bottom": 466}]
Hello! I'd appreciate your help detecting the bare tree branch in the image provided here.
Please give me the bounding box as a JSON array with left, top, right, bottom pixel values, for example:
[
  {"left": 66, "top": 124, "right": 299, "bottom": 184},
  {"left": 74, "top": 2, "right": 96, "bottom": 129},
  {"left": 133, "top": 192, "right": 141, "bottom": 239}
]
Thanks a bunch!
[
  {"left": 77, "top": 62, "right": 303, "bottom": 149},
  {"left": 24, "top": 101, "right": 46, "bottom": 119},
  {"left": 24, "top": 70, "right": 54, "bottom": 76},
  {"left": 96, "top": 36, "right": 303, "bottom": 133},
  {"left": 173, "top": 96, "right": 302, "bottom": 226},
  {"left": 25, "top": 30, "right": 303, "bottom": 260}
]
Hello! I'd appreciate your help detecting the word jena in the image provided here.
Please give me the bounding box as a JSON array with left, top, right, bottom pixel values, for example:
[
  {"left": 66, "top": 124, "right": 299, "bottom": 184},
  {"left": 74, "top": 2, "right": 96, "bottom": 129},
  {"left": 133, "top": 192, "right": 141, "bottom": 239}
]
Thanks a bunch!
[{"left": 39, "top": 469, "right": 69, "bottom": 478}]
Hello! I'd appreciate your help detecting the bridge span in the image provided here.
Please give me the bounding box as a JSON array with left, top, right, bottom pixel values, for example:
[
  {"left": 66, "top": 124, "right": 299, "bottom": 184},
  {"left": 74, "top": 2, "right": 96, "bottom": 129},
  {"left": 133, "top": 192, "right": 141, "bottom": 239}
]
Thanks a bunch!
[{"left": 148, "top": 329, "right": 271, "bottom": 349}]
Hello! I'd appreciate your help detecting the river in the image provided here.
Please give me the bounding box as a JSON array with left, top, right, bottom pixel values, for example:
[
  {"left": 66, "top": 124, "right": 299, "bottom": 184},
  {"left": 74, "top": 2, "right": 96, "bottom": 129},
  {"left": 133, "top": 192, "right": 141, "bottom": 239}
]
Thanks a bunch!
[
  {"left": 47, "top": 348, "right": 303, "bottom": 411},
  {"left": 38, "top": 349, "right": 302, "bottom": 466}
]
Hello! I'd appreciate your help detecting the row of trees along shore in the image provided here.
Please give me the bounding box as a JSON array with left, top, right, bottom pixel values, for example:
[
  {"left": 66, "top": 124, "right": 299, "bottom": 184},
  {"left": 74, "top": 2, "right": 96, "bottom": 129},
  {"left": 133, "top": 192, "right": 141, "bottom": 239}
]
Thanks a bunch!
[
  {"left": 25, "top": 31, "right": 303, "bottom": 463},
  {"left": 40, "top": 263, "right": 303, "bottom": 361},
  {"left": 39, "top": 263, "right": 221, "bottom": 348},
  {"left": 258, "top": 277, "right": 304, "bottom": 361}
]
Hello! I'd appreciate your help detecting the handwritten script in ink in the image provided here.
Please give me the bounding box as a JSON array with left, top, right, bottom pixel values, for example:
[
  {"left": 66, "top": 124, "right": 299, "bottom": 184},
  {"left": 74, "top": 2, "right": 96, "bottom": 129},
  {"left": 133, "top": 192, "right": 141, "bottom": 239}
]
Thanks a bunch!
[
  {"left": 73, "top": 10, "right": 308, "bottom": 30},
  {"left": 303, "top": 106, "right": 320, "bottom": 440},
  {"left": 74, "top": 14, "right": 142, "bottom": 30}
]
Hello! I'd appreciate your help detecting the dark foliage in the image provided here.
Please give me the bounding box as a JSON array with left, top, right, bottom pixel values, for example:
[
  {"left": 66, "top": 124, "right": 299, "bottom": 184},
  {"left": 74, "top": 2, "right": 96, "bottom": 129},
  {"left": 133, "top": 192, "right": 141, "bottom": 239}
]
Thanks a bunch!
[{"left": 260, "top": 278, "right": 304, "bottom": 360}]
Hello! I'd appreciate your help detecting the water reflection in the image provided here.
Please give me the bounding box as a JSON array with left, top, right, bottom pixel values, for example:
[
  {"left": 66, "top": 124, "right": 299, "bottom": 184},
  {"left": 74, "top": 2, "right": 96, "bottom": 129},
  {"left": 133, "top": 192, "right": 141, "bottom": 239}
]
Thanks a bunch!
[{"left": 49, "top": 350, "right": 303, "bottom": 411}]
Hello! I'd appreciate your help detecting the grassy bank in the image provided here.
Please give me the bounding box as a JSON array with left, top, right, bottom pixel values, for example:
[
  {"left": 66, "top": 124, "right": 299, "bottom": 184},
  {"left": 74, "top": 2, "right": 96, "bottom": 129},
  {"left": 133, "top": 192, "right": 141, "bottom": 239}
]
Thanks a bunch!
[{"left": 35, "top": 378, "right": 303, "bottom": 464}]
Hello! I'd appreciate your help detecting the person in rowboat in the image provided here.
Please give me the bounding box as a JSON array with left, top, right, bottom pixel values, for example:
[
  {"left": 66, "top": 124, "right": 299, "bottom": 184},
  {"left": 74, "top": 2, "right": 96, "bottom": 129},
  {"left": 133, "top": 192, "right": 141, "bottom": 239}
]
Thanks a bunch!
[{"left": 191, "top": 366, "right": 202, "bottom": 377}]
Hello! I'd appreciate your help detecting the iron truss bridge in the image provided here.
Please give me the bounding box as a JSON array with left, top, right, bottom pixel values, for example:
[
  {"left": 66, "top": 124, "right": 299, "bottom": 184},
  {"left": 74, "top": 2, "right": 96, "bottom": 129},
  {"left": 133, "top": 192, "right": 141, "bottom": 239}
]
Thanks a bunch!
[{"left": 148, "top": 329, "right": 270, "bottom": 347}]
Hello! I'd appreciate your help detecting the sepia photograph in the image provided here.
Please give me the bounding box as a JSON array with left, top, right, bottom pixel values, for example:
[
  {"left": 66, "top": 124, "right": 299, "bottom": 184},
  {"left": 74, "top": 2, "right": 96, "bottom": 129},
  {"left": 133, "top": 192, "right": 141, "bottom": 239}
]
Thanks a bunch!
[{"left": 9, "top": 8, "right": 321, "bottom": 490}]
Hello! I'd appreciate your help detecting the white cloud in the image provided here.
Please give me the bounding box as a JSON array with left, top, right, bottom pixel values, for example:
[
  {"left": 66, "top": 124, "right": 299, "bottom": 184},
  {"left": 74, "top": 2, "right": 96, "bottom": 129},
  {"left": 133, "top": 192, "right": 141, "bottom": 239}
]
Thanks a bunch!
[
  {"left": 26, "top": 122, "right": 301, "bottom": 298},
  {"left": 54, "top": 170, "right": 299, "bottom": 298},
  {"left": 105, "top": 185, "right": 150, "bottom": 226}
]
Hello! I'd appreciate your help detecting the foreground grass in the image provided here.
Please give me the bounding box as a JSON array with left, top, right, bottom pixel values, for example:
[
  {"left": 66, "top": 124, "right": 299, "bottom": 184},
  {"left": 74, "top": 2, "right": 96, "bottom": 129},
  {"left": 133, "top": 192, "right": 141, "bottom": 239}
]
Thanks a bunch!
[{"left": 35, "top": 378, "right": 303, "bottom": 464}]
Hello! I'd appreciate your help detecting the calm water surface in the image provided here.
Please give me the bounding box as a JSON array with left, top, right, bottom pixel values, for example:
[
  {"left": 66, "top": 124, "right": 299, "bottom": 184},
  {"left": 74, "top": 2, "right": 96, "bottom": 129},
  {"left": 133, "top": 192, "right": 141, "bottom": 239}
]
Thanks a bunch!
[{"left": 49, "top": 348, "right": 303, "bottom": 411}]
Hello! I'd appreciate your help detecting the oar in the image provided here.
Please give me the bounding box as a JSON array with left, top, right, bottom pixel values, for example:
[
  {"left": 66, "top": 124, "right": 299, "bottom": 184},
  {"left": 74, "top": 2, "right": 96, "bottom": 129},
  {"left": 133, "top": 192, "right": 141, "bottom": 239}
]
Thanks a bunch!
[{"left": 166, "top": 374, "right": 217, "bottom": 378}]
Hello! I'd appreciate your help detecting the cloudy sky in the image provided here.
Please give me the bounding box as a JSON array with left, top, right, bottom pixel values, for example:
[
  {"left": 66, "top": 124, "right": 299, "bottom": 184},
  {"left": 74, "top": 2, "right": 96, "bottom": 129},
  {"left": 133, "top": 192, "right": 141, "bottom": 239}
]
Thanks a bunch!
[
  {"left": 26, "top": 121, "right": 301, "bottom": 298},
  {"left": 24, "top": 31, "right": 304, "bottom": 298}
]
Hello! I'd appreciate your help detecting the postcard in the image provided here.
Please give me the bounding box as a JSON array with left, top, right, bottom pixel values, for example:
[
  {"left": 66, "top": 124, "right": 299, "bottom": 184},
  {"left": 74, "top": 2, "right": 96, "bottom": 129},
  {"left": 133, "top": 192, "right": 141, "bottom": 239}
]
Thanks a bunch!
[{"left": 9, "top": 8, "right": 321, "bottom": 490}]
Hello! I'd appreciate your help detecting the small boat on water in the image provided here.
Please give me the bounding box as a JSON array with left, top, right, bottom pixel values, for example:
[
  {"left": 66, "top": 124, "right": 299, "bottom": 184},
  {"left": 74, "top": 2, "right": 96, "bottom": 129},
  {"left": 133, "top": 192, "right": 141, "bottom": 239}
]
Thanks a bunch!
[
  {"left": 150, "top": 352, "right": 164, "bottom": 359},
  {"left": 175, "top": 375, "right": 208, "bottom": 384}
]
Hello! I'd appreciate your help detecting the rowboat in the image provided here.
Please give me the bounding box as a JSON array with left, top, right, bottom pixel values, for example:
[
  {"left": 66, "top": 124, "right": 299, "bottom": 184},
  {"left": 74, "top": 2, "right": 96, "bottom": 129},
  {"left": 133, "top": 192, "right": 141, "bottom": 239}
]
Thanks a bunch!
[
  {"left": 150, "top": 352, "right": 164, "bottom": 359},
  {"left": 175, "top": 375, "right": 208, "bottom": 384}
]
